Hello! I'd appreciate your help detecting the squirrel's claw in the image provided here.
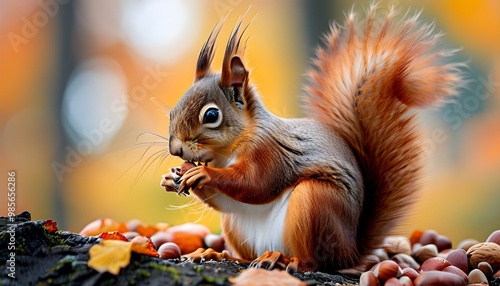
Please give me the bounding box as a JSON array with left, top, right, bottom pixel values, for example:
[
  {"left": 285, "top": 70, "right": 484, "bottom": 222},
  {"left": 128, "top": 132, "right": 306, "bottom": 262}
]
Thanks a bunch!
[
  {"left": 183, "top": 248, "right": 250, "bottom": 264},
  {"left": 250, "top": 251, "right": 299, "bottom": 274},
  {"left": 179, "top": 166, "right": 211, "bottom": 193}
]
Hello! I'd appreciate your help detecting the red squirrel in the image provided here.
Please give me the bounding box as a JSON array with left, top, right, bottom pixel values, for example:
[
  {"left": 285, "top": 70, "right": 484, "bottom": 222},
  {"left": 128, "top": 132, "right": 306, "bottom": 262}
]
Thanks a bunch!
[{"left": 160, "top": 6, "right": 463, "bottom": 272}]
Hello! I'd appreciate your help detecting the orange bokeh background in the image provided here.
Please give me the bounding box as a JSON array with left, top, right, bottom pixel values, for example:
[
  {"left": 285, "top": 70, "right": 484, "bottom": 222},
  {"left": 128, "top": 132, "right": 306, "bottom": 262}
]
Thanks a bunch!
[{"left": 1, "top": 0, "right": 499, "bottom": 246}]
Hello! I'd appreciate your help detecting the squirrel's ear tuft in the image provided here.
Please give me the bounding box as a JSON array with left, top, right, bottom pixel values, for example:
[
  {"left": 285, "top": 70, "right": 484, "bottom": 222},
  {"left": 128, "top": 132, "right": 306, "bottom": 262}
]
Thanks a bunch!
[
  {"left": 196, "top": 22, "right": 224, "bottom": 81},
  {"left": 220, "top": 17, "right": 249, "bottom": 88}
]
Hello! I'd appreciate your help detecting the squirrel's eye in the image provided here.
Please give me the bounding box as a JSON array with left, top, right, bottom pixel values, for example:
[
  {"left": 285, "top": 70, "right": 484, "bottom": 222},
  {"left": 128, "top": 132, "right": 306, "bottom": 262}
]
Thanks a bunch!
[
  {"left": 199, "top": 104, "right": 222, "bottom": 128},
  {"left": 203, "top": 108, "right": 219, "bottom": 123}
]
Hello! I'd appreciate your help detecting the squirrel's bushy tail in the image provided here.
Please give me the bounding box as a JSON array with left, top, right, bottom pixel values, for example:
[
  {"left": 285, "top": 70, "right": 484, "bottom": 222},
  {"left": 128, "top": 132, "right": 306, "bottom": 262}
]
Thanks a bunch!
[{"left": 304, "top": 5, "right": 463, "bottom": 257}]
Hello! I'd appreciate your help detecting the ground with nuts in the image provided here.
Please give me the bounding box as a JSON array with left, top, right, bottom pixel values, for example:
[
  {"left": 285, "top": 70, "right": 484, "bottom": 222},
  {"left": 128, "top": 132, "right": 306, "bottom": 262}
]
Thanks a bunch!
[
  {"left": 0, "top": 212, "right": 356, "bottom": 285},
  {"left": 1, "top": 212, "right": 500, "bottom": 286}
]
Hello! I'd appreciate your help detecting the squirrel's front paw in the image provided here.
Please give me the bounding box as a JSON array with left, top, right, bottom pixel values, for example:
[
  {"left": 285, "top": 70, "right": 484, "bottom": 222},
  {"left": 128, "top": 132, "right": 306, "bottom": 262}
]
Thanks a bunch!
[
  {"left": 161, "top": 161, "right": 199, "bottom": 195},
  {"left": 160, "top": 168, "right": 182, "bottom": 193},
  {"left": 178, "top": 166, "right": 211, "bottom": 194}
]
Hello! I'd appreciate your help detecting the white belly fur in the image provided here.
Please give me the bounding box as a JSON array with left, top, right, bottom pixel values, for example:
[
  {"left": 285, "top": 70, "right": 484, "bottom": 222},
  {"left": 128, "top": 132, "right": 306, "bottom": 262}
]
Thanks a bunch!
[{"left": 214, "top": 188, "right": 293, "bottom": 255}]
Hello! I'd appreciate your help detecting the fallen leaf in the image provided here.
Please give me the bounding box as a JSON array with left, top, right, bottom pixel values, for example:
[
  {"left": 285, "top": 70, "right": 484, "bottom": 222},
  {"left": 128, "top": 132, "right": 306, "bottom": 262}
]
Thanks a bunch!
[
  {"left": 117, "top": 222, "right": 129, "bottom": 233},
  {"left": 88, "top": 240, "right": 132, "bottom": 275},
  {"left": 131, "top": 236, "right": 159, "bottom": 257},
  {"left": 80, "top": 218, "right": 124, "bottom": 236},
  {"left": 43, "top": 220, "right": 58, "bottom": 234},
  {"left": 136, "top": 224, "right": 159, "bottom": 238},
  {"left": 98, "top": 232, "right": 128, "bottom": 242},
  {"left": 230, "top": 268, "right": 306, "bottom": 286}
]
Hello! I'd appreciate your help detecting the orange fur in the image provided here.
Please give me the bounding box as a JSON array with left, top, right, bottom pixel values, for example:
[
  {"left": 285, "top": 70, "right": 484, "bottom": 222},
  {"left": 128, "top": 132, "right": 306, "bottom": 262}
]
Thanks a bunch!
[
  {"left": 303, "top": 6, "right": 463, "bottom": 257},
  {"left": 283, "top": 180, "right": 359, "bottom": 270}
]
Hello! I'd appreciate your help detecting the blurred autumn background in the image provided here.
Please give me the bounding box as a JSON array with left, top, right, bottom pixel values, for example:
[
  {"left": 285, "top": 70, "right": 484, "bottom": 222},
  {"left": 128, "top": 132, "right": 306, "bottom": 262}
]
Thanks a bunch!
[{"left": 0, "top": 0, "right": 499, "bottom": 246}]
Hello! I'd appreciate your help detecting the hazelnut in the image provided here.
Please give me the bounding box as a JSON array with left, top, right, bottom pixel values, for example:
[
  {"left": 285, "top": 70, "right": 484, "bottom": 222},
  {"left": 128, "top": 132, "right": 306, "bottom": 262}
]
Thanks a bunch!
[
  {"left": 467, "top": 268, "right": 488, "bottom": 284},
  {"left": 420, "top": 257, "right": 451, "bottom": 272},
  {"left": 392, "top": 253, "right": 420, "bottom": 270},
  {"left": 384, "top": 277, "right": 400, "bottom": 286},
  {"left": 204, "top": 234, "right": 225, "bottom": 252},
  {"left": 384, "top": 236, "right": 412, "bottom": 256},
  {"left": 373, "top": 260, "right": 402, "bottom": 283},
  {"left": 486, "top": 230, "right": 500, "bottom": 245},
  {"left": 457, "top": 238, "right": 479, "bottom": 251},
  {"left": 442, "top": 265, "right": 467, "bottom": 282},
  {"left": 401, "top": 267, "right": 419, "bottom": 281},
  {"left": 446, "top": 248, "right": 468, "bottom": 274},
  {"left": 419, "top": 229, "right": 438, "bottom": 246},
  {"left": 477, "top": 261, "right": 493, "bottom": 279},
  {"left": 413, "top": 271, "right": 466, "bottom": 286},
  {"left": 158, "top": 242, "right": 181, "bottom": 260},
  {"left": 359, "top": 271, "right": 380, "bottom": 286},
  {"left": 398, "top": 276, "right": 413, "bottom": 286},
  {"left": 435, "top": 235, "right": 452, "bottom": 252},
  {"left": 413, "top": 244, "right": 438, "bottom": 264}
]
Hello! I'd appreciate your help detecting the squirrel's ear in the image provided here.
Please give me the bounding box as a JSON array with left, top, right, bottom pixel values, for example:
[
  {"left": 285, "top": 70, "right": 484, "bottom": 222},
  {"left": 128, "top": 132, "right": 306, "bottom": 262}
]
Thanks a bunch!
[
  {"left": 220, "top": 18, "right": 249, "bottom": 88},
  {"left": 195, "top": 23, "right": 223, "bottom": 81},
  {"left": 229, "top": 56, "right": 248, "bottom": 87}
]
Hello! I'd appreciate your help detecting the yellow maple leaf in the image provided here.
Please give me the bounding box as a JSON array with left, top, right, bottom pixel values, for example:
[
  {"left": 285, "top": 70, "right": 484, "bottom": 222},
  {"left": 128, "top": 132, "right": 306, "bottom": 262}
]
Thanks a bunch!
[{"left": 88, "top": 240, "right": 132, "bottom": 275}]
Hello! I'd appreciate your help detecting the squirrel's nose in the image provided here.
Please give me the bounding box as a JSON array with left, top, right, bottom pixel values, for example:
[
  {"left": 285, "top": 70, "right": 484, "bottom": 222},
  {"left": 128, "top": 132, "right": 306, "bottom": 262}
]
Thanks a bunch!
[{"left": 169, "top": 137, "right": 183, "bottom": 157}]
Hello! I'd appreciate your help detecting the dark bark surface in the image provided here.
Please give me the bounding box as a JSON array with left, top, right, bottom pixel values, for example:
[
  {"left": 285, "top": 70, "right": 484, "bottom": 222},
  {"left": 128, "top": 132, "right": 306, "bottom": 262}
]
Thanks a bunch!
[{"left": 0, "top": 211, "right": 357, "bottom": 286}]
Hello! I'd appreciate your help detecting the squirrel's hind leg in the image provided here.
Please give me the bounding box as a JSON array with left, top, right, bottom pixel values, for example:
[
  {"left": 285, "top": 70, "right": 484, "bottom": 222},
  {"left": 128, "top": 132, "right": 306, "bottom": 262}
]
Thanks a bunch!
[{"left": 283, "top": 179, "right": 361, "bottom": 271}]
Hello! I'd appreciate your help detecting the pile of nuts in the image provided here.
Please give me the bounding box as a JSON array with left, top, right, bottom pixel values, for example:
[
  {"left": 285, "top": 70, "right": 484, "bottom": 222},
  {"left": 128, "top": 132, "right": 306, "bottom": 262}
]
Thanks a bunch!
[
  {"left": 80, "top": 218, "right": 225, "bottom": 261},
  {"left": 360, "top": 229, "right": 500, "bottom": 286},
  {"left": 81, "top": 219, "right": 499, "bottom": 285}
]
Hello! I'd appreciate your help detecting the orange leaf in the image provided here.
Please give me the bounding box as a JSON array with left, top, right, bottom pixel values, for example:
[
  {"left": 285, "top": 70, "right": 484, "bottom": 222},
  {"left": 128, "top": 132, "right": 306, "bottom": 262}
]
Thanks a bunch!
[
  {"left": 117, "top": 222, "right": 129, "bottom": 233},
  {"left": 99, "top": 232, "right": 128, "bottom": 242},
  {"left": 136, "top": 224, "right": 159, "bottom": 238},
  {"left": 88, "top": 240, "right": 132, "bottom": 275},
  {"left": 171, "top": 232, "right": 204, "bottom": 254},
  {"left": 230, "top": 269, "right": 306, "bottom": 286},
  {"left": 131, "top": 236, "right": 159, "bottom": 257},
  {"left": 43, "top": 220, "right": 58, "bottom": 234},
  {"left": 80, "top": 218, "right": 120, "bottom": 236}
]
